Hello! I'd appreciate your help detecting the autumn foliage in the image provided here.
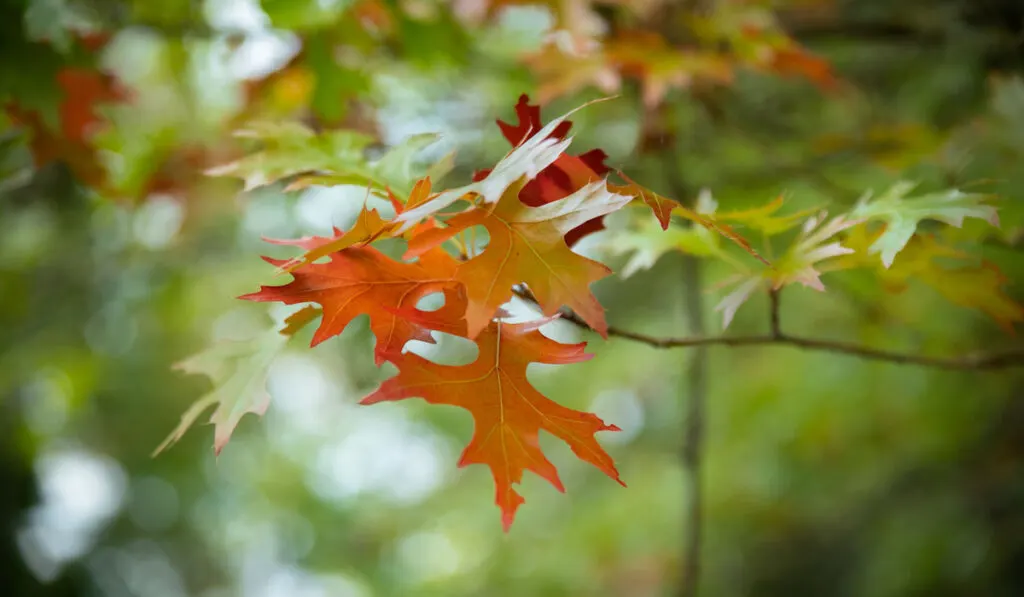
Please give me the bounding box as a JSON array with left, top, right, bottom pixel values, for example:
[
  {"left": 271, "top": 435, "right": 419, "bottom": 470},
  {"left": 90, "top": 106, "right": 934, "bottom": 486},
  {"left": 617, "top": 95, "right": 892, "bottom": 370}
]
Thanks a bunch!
[
  {"left": 7, "top": 0, "right": 1021, "bottom": 535},
  {"left": 232, "top": 97, "right": 647, "bottom": 529},
  {"left": 152, "top": 92, "right": 1016, "bottom": 530}
]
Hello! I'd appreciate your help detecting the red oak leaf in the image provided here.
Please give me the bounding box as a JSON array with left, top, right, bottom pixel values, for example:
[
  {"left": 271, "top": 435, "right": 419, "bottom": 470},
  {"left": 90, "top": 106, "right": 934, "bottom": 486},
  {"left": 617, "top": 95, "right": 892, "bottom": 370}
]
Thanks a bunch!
[
  {"left": 475, "top": 94, "right": 612, "bottom": 245},
  {"left": 362, "top": 319, "right": 623, "bottom": 530},
  {"left": 7, "top": 66, "right": 129, "bottom": 191},
  {"left": 54, "top": 68, "right": 126, "bottom": 143}
]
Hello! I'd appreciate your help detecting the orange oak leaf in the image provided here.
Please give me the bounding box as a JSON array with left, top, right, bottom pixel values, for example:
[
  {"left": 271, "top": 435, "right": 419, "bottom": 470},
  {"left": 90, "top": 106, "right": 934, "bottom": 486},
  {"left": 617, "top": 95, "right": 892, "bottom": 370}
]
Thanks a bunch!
[
  {"left": 522, "top": 42, "right": 622, "bottom": 105},
  {"left": 609, "top": 171, "right": 677, "bottom": 229},
  {"left": 737, "top": 23, "right": 841, "bottom": 92},
  {"left": 54, "top": 68, "right": 126, "bottom": 143},
  {"left": 604, "top": 30, "right": 734, "bottom": 107},
  {"left": 523, "top": 32, "right": 734, "bottom": 107},
  {"left": 473, "top": 94, "right": 612, "bottom": 246},
  {"left": 362, "top": 319, "right": 623, "bottom": 530},
  {"left": 240, "top": 231, "right": 465, "bottom": 363},
  {"left": 406, "top": 178, "right": 631, "bottom": 338},
  {"left": 763, "top": 44, "right": 840, "bottom": 93},
  {"left": 275, "top": 178, "right": 432, "bottom": 273}
]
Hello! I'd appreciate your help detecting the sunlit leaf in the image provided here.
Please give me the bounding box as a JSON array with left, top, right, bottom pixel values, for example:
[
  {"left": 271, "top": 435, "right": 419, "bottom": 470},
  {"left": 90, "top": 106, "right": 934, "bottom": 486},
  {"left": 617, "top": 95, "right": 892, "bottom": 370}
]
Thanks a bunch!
[
  {"left": 154, "top": 313, "right": 309, "bottom": 456},
  {"left": 393, "top": 99, "right": 611, "bottom": 231},
  {"left": 283, "top": 133, "right": 445, "bottom": 200},
  {"left": 207, "top": 121, "right": 447, "bottom": 198},
  {"left": 405, "top": 177, "right": 631, "bottom": 338},
  {"left": 205, "top": 122, "right": 374, "bottom": 191}
]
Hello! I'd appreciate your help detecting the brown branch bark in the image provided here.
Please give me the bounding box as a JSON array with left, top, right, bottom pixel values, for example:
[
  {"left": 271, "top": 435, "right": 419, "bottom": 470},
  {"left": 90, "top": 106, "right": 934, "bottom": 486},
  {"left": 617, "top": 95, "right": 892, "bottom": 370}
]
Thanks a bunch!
[
  {"left": 769, "top": 288, "right": 782, "bottom": 340},
  {"left": 679, "top": 255, "right": 707, "bottom": 597}
]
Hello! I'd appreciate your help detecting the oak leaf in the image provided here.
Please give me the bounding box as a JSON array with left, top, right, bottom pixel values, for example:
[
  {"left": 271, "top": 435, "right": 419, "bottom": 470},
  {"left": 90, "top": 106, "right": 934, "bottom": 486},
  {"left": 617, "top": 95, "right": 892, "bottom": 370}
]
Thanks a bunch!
[
  {"left": 705, "top": 6, "right": 841, "bottom": 92},
  {"left": 830, "top": 226, "right": 1023, "bottom": 332},
  {"left": 474, "top": 94, "right": 612, "bottom": 245},
  {"left": 284, "top": 133, "right": 452, "bottom": 200},
  {"left": 891, "top": 236, "right": 1024, "bottom": 332},
  {"left": 770, "top": 212, "right": 859, "bottom": 291},
  {"left": 274, "top": 177, "right": 434, "bottom": 273},
  {"left": 523, "top": 32, "right": 733, "bottom": 107},
  {"left": 611, "top": 190, "right": 733, "bottom": 277},
  {"left": 608, "top": 173, "right": 678, "bottom": 230},
  {"left": 760, "top": 43, "right": 840, "bottom": 92},
  {"left": 714, "top": 211, "right": 857, "bottom": 327},
  {"left": 240, "top": 231, "right": 465, "bottom": 364},
  {"left": 610, "top": 183, "right": 770, "bottom": 265},
  {"left": 715, "top": 195, "right": 820, "bottom": 236},
  {"left": 207, "top": 122, "right": 445, "bottom": 199},
  {"left": 406, "top": 178, "right": 631, "bottom": 338},
  {"left": 522, "top": 42, "right": 621, "bottom": 105},
  {"left": 850, "top": 181, "right": 999, "bottom": 267},
  {"left": 603, "top": 30, "right": 734, "bottom": 107},
  {"left": 362, "top": 319, "right": 623, "bottom": 530},
  {"left": 205, "top": 121, "right": 373, "bottom": 191},
  {"left": 7, "top": 66, "right": 128, "bottom": 190},
  {"left": 154, "top": 308, "right": 318, "bottom": 456},
  {"left": 393, "top": 100, "right": 611, "bottom": 231}
]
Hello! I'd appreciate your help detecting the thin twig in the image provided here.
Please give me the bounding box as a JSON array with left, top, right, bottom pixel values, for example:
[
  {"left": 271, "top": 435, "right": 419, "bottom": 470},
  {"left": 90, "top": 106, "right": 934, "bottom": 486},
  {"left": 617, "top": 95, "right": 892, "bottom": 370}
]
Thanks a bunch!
[{"left": 511, "top": 288, "right": 1024, "bottom": 371}]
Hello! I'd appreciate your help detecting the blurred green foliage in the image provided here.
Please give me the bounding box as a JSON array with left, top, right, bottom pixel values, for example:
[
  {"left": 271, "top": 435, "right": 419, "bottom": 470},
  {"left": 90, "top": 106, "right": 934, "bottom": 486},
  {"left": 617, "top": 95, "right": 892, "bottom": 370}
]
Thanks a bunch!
[{"left": 2, "top": 1, "right": 1024, "bottom": 596}]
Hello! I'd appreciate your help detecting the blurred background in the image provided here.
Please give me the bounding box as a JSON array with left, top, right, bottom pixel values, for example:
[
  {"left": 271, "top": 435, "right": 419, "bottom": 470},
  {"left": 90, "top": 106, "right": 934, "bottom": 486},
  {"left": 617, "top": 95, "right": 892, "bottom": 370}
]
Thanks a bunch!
[{"left": 3, "top": 0, "right": 1024, "bottom": 596}]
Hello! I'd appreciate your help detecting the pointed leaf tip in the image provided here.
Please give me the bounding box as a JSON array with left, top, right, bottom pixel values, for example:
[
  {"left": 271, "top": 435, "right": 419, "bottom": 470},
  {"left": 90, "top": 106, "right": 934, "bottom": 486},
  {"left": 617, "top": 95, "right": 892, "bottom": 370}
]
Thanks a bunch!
[{"left": 155, "top": 322, "right": 286, "bottom": 456}]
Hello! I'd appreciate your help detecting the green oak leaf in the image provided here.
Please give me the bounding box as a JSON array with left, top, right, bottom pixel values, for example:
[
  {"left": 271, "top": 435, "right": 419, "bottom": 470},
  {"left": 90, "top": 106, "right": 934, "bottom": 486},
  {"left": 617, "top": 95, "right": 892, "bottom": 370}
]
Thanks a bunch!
[
  {"left": 714, "top": 212, "right": 857, "bottom": 328},
  {"left": 284, "top": 132, "right": 452, "bottom": 200},
  {"left": 154, "top": 307, "right": 319, "bottom": 456},
  {"left": 207, "top": 122, "right": 446, "bottom": 200},
  {"left": 205, "top": 122, "right": 374, "bottom": 191},
  {"left": 611, "top": 190, "right": 726, "bottom": 277},
  {"left": 851, "top": 181, "right": 999, "bottom": 268}
]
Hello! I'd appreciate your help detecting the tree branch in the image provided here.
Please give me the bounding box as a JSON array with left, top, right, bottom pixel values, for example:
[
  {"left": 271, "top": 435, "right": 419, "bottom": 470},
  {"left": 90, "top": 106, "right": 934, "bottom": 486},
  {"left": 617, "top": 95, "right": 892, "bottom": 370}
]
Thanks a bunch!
[
  {"left": 679, "top": 255, "right": 707, "bottom": 597},
  {"left": 769, "top": 288, "right": 782, "bottom": 340},
  {"left": 511, "top": 288, "right": 1024, "bottom": 371}
]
